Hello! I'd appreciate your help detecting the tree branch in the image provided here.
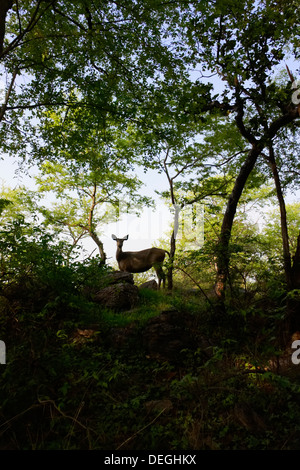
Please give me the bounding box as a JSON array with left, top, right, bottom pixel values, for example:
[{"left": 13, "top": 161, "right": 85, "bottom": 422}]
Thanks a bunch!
[
  {"left": 0, "top": 68, "right": 18, "bottom": 122},
  {"left": 1, "top": 0, "right": 56, "bottom": 61},
  {"left": 0, "top": 0, "right": 13, "bottom": 57}
]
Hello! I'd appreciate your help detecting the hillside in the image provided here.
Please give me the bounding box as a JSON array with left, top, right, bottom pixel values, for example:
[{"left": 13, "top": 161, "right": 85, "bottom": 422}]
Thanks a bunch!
[{"left": 1, "top": 262, "right": 300, "bottom": 451}]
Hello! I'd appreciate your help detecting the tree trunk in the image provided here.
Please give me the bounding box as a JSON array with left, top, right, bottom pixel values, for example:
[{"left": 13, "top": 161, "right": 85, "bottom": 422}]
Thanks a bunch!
[
  {"left": 286, "top": 232, "right": 300, "bottom": 335},
  {"left": 167, "top": 204, "right": 180, "bottom": 290},
  {"left": 264, "top": 144, "right": 300, "bottom": 336},
  {"left": 0, "top": 0, "right": 13, "bottom": 57},
  {"left": 87, "top": 183, "right": 106, "bottom": 265},
  {"left": 167, "top": 230, "right": 176, "bottom": 290},
  {"left": 215, "top": 144, "right": 262, "bottom": 299},
  {"left": 214, "top": 77, "right": 299, "bottom": 308},
  {"left": 0, "top": 68, "right": 18, "bottom": 122},
  {"left": 90, "top": 230, "right": 107, "bottom": 265},
  {"left": 291, "top": 233, "right": 300, "bottom": 290},
  {"left": 266, "top": 144, "right": 293, "bottom": 289}
]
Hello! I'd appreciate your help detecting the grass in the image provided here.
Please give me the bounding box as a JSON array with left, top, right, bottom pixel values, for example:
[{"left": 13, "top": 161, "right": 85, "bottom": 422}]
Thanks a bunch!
[{"left": 99, "top": 288, "right": 175, "bottom": 328}]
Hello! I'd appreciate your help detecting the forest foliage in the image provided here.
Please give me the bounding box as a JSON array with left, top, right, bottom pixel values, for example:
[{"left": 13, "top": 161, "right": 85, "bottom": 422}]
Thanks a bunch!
[{"left": 0, "top": 0, "right": 300, "bottom": 450}]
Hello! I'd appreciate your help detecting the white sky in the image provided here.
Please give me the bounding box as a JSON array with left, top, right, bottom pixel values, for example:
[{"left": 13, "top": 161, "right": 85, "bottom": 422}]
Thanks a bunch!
[{"left": 0, "top": 152, "right": 175, "bottom": 266}]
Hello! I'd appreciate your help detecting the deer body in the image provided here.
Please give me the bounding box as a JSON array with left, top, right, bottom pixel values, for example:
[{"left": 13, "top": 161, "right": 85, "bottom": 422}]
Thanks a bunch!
[{"left": 112, "top": 235, "right": 168, "bottom": 288}]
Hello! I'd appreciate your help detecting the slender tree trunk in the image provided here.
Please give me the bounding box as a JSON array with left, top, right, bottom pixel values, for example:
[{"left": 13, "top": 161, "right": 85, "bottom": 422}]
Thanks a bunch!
[
  {"left": 88, "top": 183, "right": 106, "bottom": 264},
  {"left": 167, "top": 204, "right": 180, "bottom": 290},
  {"left": 264, "top": 145, "right": 300, "bottom": 336},
  {"left": 89, "top": 230, "right": 106, "bottom": 265},
  {"left": 286, "top": 232, "right": 300, "bottom": 335},
  {"left": 291, "top": 233, "right": 300, "bottom": 290},
  {"left": 215, "top": 81, "right": 263, "bottom": 301},
  {"left": 215, "top": 144, "right": 262, "bottom": 299},
  {"left": 167, "top": 231, "right": 175, "bottom": 290},
  {"left": 214, "top": 76, "right": 299, "bottom": 309},
  {"left": 266, "top": 144, "right": 293, "bottom": 289},
  {"left": 163, "top": 149, "right": 180, "bottom": 291}
]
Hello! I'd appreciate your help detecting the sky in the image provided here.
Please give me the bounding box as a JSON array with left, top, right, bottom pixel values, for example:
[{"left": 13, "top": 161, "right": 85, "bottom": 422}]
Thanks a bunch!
[{"left": 0, "top": 151, "right": 175, "bottom": 267}]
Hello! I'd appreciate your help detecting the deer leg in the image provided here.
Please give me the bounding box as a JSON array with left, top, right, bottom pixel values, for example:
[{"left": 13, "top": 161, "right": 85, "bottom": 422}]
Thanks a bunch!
[{"left": 155, "top": 264, "right": 165, "bottom": 289}]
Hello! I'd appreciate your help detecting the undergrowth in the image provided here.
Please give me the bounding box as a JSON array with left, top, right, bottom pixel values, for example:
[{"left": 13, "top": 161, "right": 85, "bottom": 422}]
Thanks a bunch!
[{"left": 1, "top": 257, "right": 300, "bottom": 450}]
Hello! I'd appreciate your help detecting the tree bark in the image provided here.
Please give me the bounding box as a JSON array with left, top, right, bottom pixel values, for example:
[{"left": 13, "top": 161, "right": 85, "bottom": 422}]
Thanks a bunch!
[
  {"left": 167, "top": 204, "right": 180, "bottom": 290},
  {"left": 215, "top": 85, "right": 299, "bottom": 302},
  {"left": 215, "top": 144, "right": 262, "bottom": 299},
  {"left": 291, "top": 233, "right": 300, "bottom": 290},
  {"left": 265, "top": 144, "right": 293, "bottom": 289},
  {"left": 89, "top": 230, "right": 106, "bottom": 265},
  {"left": 88, "top": 183, "right": 106, "bottom": 264},
  {"left": 0, "top": 68, "right": 18, "bottom": 122},
  {"left": 167, "top": 231, "right": 175, "bottom": 290},
  {"left": 0, "top": 0, "right": 13, "bottom": 57},
  {"left": 286, "top": 232, "right": 300, "bottom": 336}
]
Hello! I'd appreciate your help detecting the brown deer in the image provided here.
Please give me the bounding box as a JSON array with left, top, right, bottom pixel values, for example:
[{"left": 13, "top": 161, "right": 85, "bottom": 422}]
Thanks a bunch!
[{"left": 111, "top": 234, "right": 169, "bottom": 288}]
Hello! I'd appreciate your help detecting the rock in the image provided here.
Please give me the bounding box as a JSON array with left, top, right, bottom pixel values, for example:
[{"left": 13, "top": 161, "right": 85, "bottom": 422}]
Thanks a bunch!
[
  {"left": 143, "top": 310, "right": 196, "bottom": 363},
  {"left": 103, "top": 271, "right": 134, "bottom": 285},
  {"left": 82, "top": 271, "right": 135, "bottom": 302},
  {"left": 139, "top": 280, "right": 158, "bottom": 290},
  {"left": 93, "top": 282, "right": 139, "bottom": 311}
]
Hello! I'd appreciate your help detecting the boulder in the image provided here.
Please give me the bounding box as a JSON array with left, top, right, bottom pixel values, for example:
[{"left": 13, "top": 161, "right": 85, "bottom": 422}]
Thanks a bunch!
[
  {"left": 139, "top": 280, "right": 158, "bottom": 290},
  {"left": 82, "top": 271, "right": 138, "bottom": 311},
  {"left": 93, "top": 282, "right": 139, "bottom": 311},
  {"left": 103, "top": 271, "right": 134, "bottom": 285}
]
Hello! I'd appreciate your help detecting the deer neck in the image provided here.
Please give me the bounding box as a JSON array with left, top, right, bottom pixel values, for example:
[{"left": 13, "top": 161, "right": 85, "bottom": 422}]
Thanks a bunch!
[{"left": 116, "top": 246, "right": 124, "bottom": 261}]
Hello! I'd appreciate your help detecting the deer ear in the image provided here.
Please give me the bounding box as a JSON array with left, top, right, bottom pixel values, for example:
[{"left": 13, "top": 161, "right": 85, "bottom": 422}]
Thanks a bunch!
[
  {"left": 124, "top": 235, "right": 129, "bottom": 240},
  {"left": 111, "top": 234, "right": 117, "bottom": 240}
]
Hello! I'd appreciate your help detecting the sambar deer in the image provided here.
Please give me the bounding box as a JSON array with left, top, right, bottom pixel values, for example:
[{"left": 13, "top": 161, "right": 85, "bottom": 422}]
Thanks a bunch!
[{"left": 111, "top": 234, "right": 169, "bottom": 288}]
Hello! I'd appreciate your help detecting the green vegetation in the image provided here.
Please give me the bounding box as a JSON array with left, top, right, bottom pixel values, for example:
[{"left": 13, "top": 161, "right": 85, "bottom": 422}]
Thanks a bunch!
[
  {"left": 0, "top": 214, "right": 300, "bottom": 450},
  {"left": 0, "top": 0, "right": 300, "bottom": 451}
]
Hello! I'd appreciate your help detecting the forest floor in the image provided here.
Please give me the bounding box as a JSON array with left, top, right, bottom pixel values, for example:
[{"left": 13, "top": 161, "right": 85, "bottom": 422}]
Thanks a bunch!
[{"left": 1, "top": 276, "right": 300, "bottom": 450}]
